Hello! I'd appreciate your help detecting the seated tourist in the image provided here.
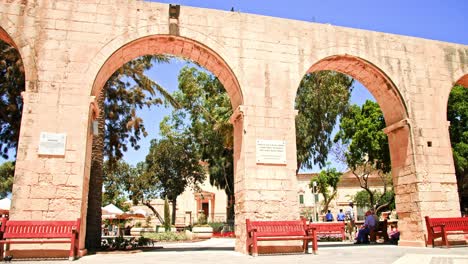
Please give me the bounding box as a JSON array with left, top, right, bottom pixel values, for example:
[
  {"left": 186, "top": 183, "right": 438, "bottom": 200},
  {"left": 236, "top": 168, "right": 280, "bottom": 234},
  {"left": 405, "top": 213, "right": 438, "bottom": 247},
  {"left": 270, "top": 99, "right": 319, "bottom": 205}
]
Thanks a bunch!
[{"left": 355, "top": 210, "right": 375, "bottom": 244}]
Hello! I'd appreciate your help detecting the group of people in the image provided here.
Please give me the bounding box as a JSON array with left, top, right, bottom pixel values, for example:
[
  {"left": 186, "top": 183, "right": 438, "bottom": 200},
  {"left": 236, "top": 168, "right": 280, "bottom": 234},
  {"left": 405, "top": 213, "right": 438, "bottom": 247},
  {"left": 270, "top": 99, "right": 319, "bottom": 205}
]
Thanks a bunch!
[
  {"left": 324, "top": 202, "right": 399, "bottom": 244},
  {"left": 324, "top": 202, "right": 355, "bottom": 222}
]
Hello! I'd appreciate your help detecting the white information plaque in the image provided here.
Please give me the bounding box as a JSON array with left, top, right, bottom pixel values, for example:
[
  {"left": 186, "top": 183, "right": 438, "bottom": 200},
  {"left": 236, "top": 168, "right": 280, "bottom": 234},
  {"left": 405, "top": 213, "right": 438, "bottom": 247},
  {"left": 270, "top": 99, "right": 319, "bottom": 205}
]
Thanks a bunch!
[
  {"left": 38, "top": 132, "right": 66, "bottom": 156},
  {"left": 256, "top": 139, "right": 286, "bottom": 164}
]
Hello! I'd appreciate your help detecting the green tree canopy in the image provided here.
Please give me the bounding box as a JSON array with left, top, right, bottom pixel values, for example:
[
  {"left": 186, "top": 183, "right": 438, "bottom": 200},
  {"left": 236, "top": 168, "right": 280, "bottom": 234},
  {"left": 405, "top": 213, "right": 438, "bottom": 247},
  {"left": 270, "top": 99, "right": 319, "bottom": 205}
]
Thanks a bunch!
[
  {"left": 310, "top": 165, "right": 342, "bottom": 213},
  {"left": 447, "top": 84, "right": 468, "bottom": 209},
  {"left": 334, "top": 100, "right": 393, "bottom": 213},
  {"left": 0, "top": 41, "right": 24, "bottom": 160},
  {"left": 144, "top": 136, "right": 206, "bottom": 224},
  {"left": 295, "top": 71, "right": 353, "bottom": 172},
  {"left": 0, "top": 161, "right": 14, "bottom": 197},
  {"left": 163, "top": 66, "right": 235, "bottom": 220}
]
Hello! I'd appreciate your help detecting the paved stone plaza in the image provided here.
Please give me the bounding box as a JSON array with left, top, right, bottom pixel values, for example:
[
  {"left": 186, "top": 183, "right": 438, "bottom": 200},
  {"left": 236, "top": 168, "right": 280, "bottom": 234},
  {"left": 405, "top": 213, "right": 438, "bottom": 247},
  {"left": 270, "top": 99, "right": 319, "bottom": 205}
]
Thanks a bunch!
[{"left": 13, "top": 238, "right": 468, "bottom": 264}]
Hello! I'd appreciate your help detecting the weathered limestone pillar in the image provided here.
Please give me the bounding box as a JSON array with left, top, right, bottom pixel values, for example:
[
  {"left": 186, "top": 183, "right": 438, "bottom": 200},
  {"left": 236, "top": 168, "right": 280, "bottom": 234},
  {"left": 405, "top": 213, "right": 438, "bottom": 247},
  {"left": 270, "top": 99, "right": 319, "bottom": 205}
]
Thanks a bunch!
[
  {"left": 232, "top": 105, "right": 299, "bottom": 253},
  {"left": 11, "top": 90, "right": 94, "bottom": 253},
  {"left": 386, "top": 119, "right": 461, "bottom": 247}
]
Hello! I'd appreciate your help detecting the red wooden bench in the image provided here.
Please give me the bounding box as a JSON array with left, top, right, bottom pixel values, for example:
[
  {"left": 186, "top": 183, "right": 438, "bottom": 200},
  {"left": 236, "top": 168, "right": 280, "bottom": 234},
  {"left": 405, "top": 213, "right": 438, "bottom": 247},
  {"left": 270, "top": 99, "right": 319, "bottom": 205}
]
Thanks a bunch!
[
  {"left": 424, "top": 216, "right": 468, "bottom": 248},
  {"left": 0, "top": 218, "right": 80, "bottom": 260},
  {"left": 246, "top": 219, "right": 317, "bottom": 256},
  {"left": 309, "top": 222, "right": 346, "bottom": 241}
]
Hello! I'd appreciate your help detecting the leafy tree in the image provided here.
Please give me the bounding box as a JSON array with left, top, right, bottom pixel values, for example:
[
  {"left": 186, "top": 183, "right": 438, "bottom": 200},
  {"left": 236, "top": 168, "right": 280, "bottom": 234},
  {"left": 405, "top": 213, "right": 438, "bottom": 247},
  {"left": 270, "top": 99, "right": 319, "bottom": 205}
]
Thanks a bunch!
[
  {"left": 447, "top": 85, "right": 468, "bottom": 210},
  {"left": 295, "top": 71, "right": 353, "bottom": 172},
  {"left": 0, "top": 40, "right": 24, "bottom": 160},
  {"left": 164, "top": 66, "right": 235, "bottom": 220},
  {"left": 310, "top": 166, "right": 341, "bottom": 213},
  {"left": 144, "top": 136, "right": 206, "bottom": 225},
  {"left": 353, "top": 188, "right": 395, "bottom": 214},
  {"left": 123, "top": 161, "right": 164, "bottom": 224},
  {"left": 102, "top": 160, "right": 133, "bottom": 207},
  {"left": 334, "top": 100, "right": 393, "bottom": 213},
  {"left": 0, "top": 161, "right": 14, "bottom": 197}
]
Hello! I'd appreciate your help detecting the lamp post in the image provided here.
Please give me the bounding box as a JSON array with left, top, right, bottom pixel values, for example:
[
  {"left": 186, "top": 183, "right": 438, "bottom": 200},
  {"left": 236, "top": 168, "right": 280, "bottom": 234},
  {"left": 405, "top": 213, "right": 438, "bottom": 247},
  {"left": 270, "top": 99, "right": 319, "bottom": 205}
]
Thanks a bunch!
[{"left": 312, "top": 181, "right": 319, "bottom": 222}]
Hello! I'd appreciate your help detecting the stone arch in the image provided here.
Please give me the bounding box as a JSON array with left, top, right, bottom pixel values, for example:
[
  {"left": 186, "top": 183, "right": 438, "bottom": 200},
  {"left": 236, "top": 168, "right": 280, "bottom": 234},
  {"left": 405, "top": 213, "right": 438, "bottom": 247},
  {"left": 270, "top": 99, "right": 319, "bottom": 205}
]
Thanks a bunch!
[
  {"left": 299, "top": 54, "right": 417, "bottom": 243},
  {"left": 306, "top": 54, "right": 408, "bottom": 125},
  {"left": 455, "top": 74, "right": 468, "bottom": 88},
  {"left": 89, "top": 35, "right": 243, "bottom": 109},
  {"left": 0, "top": 27, "right": 18, "bottom": 48},
  {"left": 302, "top": 54, "right": 411, "bottom": 171}
]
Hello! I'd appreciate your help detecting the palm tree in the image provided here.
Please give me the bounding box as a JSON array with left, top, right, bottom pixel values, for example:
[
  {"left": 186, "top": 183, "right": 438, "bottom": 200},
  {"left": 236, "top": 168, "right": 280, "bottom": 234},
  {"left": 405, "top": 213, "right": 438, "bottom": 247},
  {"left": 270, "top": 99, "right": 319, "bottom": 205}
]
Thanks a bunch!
[{"left": 85, "top": 55, "right": 179, "bottom": 250}]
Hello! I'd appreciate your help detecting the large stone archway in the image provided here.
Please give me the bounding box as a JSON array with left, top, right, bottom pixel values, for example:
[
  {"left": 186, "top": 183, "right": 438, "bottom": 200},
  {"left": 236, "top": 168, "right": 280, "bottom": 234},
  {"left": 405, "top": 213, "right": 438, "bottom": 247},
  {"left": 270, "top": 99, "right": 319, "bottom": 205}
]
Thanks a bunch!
[
  {"left": 1, "top": 0, "right": 466, "bottom": 256},
  {"left": 84, "top": 34, "right": 244, "bottom": 251},
  {"left": 303, "top": 54, "right": 424, "bottom": 246}
]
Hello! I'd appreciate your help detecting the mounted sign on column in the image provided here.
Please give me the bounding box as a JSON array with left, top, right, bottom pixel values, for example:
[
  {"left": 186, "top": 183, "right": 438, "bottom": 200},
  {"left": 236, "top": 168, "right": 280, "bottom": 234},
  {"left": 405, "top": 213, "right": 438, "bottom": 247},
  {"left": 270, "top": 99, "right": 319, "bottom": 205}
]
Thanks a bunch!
[
  {"left": 256, "top": 139, "right": 286, "bottom": 165},
  {"left": 38, "top": 132, "right": 67, "bottom": 156}
]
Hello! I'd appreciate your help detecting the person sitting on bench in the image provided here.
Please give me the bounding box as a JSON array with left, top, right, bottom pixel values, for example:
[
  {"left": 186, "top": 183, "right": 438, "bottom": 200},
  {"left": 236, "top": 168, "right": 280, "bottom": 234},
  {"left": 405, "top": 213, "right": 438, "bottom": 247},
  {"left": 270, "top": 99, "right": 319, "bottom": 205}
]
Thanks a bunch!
[{"left": 355, "top": 210, "right": 375, "bottom": 244}]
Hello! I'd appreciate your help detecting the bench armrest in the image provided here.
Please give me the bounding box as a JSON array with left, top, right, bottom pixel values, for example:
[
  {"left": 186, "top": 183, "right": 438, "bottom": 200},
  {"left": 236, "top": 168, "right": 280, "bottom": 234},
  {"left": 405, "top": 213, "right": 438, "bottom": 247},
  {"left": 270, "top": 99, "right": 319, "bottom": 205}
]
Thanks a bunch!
[{"left": 430, "top": 223, "right": 446, "bottom": 233}]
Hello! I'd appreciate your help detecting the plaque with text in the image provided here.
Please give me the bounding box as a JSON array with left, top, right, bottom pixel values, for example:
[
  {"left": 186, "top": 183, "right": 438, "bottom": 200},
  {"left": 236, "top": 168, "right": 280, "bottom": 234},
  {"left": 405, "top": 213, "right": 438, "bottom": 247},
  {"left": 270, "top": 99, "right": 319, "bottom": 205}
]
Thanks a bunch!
[
  {"left": 256, "top": 139, "right": 286, "bottom": 164},
  {"left": 38, "top": 132, "right": 66, "bottom": 156}
]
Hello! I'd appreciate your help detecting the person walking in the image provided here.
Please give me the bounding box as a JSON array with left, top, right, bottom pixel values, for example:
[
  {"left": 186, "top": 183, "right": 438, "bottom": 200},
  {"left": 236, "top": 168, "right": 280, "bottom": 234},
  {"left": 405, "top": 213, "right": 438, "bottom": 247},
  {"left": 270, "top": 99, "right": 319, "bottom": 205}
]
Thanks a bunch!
[
  {"left": 337, "top": 209, "right": 346, "bottom": 221},
  {"left": 325, "top": 210, "right": 334, "bottom": 222},
  {"left": 345, "top": 202, "right": 356, "bottom": 241}
]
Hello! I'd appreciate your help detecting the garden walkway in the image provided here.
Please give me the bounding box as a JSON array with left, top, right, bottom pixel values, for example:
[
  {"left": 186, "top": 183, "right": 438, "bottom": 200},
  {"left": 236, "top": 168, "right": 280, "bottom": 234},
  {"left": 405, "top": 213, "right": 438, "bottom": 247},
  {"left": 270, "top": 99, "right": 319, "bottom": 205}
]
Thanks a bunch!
[{"left": 12, "top": 238, "right": 468, "bottom": 264}]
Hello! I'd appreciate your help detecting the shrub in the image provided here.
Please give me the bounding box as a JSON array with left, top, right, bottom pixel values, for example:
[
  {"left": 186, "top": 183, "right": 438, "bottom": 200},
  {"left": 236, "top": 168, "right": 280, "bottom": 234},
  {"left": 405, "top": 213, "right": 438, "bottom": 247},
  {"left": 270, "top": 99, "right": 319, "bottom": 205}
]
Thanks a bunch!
[
  {"left": 208, "top": 222, "right": 224, "bottom": 233},
  {"left": 143, "top": 232, "right": 188, "bottom": 242}
]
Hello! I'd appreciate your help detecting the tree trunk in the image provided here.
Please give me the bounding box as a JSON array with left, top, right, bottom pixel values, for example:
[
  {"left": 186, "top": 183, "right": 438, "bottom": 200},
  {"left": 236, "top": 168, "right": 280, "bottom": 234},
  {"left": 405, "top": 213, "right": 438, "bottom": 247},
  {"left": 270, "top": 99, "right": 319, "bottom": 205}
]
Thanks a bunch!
[
  {"left": 171, "top": 199, "right": 177, "bottom": 225},
  {"left": 143, "top": 201, "right": 164, "bottom": 225},
  {"left": 85, "top": 94, "right": 105, "bottom": 251}
]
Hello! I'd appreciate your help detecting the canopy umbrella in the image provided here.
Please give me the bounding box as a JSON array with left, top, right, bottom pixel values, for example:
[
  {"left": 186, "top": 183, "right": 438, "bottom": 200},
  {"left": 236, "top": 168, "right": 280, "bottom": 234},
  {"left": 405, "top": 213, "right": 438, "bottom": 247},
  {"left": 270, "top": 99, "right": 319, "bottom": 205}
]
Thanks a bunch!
[
  {"left": 120, "top": 209, "right": 146, "bottom": 220},
  {"left": 0, "top": 197, "right": 11, "bottom": 217},
  {"left": 0, "top": 198, "right": 11, "bottom": 211},
  {"left": 102, "top": 204, "right": 125, "bottom": 220}
]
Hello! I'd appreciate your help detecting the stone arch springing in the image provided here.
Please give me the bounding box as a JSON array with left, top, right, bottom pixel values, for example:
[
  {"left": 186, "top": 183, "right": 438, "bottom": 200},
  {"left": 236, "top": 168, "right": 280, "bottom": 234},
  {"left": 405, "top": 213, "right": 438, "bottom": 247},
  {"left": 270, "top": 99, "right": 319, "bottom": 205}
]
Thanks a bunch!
[
  {"left": 91, "top": 35, "right": 243, "bottom": 109},
  {"left": 455, "top": 74, "right": 468, "bottom": 88}
]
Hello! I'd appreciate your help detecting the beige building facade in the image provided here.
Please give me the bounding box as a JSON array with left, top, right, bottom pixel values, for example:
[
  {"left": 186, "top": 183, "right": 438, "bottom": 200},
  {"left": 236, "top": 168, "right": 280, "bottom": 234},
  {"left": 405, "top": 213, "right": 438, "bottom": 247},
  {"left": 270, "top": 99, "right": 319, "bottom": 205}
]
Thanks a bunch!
[
  {"left": 0, "top": 0, "right": 467, "bottom": 255},
  {"left": 130, "top": 179, "right": 229, "bottom": 228}
]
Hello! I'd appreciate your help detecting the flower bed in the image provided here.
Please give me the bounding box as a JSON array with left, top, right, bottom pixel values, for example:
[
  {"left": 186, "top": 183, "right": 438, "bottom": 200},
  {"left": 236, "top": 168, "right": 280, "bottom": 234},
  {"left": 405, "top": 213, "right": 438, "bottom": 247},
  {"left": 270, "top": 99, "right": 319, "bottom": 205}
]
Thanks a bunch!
[
  {"left": 212, "top": 231, "right": 235, "bottom": 238},
  {"left": 317, "top": 233, "right": 343, "bottom": 242}
]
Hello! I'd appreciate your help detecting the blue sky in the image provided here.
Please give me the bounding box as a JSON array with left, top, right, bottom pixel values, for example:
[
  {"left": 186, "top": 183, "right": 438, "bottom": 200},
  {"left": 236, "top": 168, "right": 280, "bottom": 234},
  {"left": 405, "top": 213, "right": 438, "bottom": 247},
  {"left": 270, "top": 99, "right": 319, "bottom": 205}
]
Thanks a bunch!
[
  {"left": 151, "top": 0, "right": 467, "bottom": 44},
  {"left": 121, "top": 0, "right": 467, "bottom": 171}
]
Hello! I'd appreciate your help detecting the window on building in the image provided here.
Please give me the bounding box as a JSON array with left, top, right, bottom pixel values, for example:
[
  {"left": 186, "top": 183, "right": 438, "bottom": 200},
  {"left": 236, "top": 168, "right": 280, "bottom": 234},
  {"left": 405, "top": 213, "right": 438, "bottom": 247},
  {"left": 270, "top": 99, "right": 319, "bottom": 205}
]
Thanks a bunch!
[{"left": 299, "top": 194, "right": 304, "bottom": 204}]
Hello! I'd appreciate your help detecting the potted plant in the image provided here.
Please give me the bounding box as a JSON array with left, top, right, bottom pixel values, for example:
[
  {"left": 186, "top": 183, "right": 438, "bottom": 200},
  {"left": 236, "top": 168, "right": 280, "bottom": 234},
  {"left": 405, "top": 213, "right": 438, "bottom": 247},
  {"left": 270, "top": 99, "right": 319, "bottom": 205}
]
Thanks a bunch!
[
  {"left": 191, "top": 211, "right": 213, "bottom": 239},
  {"left": 130, "top": 217, "right": 155, "bottom": 235}
]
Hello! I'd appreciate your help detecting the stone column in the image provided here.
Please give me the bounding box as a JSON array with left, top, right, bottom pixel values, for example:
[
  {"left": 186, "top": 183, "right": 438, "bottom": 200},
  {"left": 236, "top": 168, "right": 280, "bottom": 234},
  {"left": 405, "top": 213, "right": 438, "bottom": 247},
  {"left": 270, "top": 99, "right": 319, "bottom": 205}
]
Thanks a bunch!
[
  {"left": 10, "top": 90, "right": 94, "bottom": 252},
  {"left": 386, "top": 120, "right": 461, "bottom": 247},
  {"left": 231, "top": 105, "right": 299, "bottom": 253}
]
